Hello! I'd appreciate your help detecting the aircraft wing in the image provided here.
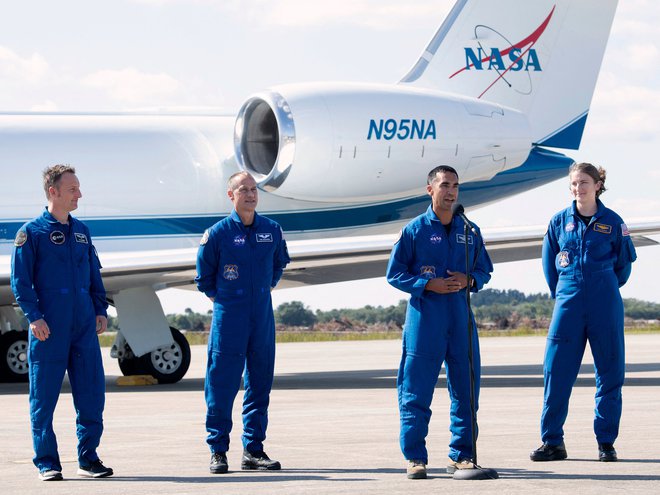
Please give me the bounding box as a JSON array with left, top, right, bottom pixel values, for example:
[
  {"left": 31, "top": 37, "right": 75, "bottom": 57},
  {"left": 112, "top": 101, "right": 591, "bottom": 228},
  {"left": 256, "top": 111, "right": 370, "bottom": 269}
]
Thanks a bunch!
[
  {"left": 280, "top": 220, "right": 660, "bottom": 287},
  {"left": 3, "top": 220, "right": 658, "bottom": 303}
]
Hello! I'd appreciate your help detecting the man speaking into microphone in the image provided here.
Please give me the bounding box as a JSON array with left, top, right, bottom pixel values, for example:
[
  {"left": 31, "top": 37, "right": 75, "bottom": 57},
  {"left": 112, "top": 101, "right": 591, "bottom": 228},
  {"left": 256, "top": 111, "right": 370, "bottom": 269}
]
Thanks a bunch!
[{"left": 386, "top": 165, "right": 493, "bottom": 480}]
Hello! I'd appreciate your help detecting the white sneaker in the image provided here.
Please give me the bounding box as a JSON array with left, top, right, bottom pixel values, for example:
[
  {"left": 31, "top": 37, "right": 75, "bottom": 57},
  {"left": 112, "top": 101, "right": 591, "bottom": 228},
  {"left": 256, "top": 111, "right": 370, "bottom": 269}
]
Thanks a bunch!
[{"left": 39, "top": 469, "right": 63, "bottom": 481}]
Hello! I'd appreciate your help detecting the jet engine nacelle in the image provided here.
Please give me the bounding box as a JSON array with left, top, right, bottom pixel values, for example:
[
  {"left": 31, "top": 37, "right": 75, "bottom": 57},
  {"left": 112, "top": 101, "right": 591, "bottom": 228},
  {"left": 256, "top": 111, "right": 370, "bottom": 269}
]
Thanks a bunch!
[{"left": 234, "top": 82, "right": 532, "bottom": 203}]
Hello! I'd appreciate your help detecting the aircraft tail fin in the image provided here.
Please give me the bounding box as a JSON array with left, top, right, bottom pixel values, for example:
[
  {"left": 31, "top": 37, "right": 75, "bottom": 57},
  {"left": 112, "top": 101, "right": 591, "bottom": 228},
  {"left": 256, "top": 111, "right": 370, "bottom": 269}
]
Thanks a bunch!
[{"left": 400, "top": 0, "right": 618, "bottom": 150}]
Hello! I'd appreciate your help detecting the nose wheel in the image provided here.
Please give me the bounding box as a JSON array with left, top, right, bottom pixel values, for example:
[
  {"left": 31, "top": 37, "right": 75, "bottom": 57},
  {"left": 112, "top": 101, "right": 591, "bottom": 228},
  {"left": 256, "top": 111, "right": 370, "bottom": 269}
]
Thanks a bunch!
[
  {"left": 139, "top": 327, "right": 191, "bottom": 384},
  {"left": 0, "top": 330, "right": 30, "bottom": 382}
]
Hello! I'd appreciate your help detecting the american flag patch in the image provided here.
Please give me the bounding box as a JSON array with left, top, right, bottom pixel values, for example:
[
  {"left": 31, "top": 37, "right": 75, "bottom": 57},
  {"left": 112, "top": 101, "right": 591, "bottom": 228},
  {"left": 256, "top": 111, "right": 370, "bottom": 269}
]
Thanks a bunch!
[{"left": 621, "top": 223, "right": 630, "bottom": 236}]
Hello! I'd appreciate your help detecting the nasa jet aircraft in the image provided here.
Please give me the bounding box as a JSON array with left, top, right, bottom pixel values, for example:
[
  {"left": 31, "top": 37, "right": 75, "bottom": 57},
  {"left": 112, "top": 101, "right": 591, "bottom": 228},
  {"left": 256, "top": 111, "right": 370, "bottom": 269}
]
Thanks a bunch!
[{"left": 1, "top": 0, "right": 656, "bottom": 383}]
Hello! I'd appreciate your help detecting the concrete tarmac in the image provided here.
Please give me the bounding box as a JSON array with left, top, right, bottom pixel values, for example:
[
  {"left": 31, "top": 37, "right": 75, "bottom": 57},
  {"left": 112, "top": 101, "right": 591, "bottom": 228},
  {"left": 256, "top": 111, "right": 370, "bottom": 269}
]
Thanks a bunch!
[{"left": 1, "top": 334, "right": 659, "bottom": 494}]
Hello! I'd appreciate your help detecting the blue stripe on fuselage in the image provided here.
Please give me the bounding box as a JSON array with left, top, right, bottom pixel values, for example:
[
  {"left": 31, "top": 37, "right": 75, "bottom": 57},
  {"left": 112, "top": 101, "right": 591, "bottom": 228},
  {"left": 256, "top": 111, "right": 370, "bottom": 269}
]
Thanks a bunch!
[{"left": 0, "top": 147, "right": 570, "bottom": 241}]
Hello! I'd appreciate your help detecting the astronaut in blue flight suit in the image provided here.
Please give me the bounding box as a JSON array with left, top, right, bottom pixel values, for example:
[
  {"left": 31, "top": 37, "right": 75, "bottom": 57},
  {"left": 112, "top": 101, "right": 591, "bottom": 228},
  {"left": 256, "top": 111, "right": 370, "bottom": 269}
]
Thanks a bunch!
[
  {"left": 196, "top": 171, "right": 290, "bottom": 474},
  {"left": 531, "top": 163, "right": 636, "bottom": 463},
  {"left": 10, "top": 165, "right": 112, "bottom": 481},
  {"left": 386, "top": 166, "right": 493, "bottom": 480}
]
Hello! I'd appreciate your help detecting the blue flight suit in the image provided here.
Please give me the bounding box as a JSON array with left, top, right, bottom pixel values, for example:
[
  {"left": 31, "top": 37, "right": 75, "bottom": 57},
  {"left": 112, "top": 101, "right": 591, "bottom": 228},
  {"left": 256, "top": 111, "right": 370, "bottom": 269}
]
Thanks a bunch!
[
  {"left": 10, "top": 208, "right": 108, "bottom": 473},
  {"left": 540, "top": 200, "right": 636, "bottom": 446},
  {"left": 386, "top": 205, "right": 493, "bottom": 464},
  {"left": 196, "top": 210, "right": 290, "bottom": 454}
]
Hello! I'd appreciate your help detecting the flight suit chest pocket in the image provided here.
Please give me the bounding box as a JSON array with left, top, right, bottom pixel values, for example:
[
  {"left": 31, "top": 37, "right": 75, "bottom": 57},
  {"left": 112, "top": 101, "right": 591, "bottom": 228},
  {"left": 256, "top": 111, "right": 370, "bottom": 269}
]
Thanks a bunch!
[
  {"left": 74, "top": 237, "right": 90, "bottom": 264},
  {"left": 41, "top": 237, "right": 68, "bottom": 263},
  {"left": 254, "top": 232, "right": 276, "bottom": 260},
  {"left": 557, "top": 230, "right": 579, "bottom": 252},
  {"left": 585, "top": 235, "right": 612, "bottom": 260},
  {"left": 222, "top": 235, "right": 250, "bottom": 261},
  {"left": 39, "top": 230, "right": 70, "bottom": 263}
]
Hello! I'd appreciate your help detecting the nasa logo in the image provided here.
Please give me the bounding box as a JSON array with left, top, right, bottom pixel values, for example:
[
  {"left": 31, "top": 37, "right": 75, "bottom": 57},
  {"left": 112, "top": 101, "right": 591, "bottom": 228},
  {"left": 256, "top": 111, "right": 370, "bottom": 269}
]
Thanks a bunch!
[
  {"left": 50, "top": 230, "right": 65, "bottom": 245},
  {"left": 463, "top": 47, "right": 542, "bottom": 72},
  {"left": 449, "top": 6, "right": 555, "bottom": 99},
  {"left": 233, "top": 235, "right": 246, "bottom": 246},
  {"left": 429, "top": 233, "right": 443, "bottom": 244},
  {"left": 367, "top": 119, "right": 436, "bottom": 140},
  {"left": 565, "top": 222, "right": 575, "bottom": 232}
]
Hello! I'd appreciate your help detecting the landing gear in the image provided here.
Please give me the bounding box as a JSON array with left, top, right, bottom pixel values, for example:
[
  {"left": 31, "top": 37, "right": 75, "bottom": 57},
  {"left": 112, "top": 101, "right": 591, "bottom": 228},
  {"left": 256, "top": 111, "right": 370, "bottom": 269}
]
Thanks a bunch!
[
  {"left": 0, "top": 330, "right": 29, "bottom": 382},
  {"left": 116, "top": 326, "right": 191, "bottom": 384},
  {"left": 118, "top": 354, "right": 144, "bottom": 377},
  {"left": 138, "top": 327, "right": 191, "bottom": 384}
]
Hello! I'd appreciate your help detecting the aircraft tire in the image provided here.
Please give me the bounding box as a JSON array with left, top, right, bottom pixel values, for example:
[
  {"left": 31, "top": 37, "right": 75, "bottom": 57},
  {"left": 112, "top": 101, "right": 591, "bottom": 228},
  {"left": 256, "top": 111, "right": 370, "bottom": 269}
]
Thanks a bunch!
[
  {"left": 118, "top": 355, "right": 145, "bottom": 376},
  {"left": 139, "top": 327, "right": 191, "bottom": 384},
  {"left": 0, "top": 330, "right": 30, "bottom": 382}
]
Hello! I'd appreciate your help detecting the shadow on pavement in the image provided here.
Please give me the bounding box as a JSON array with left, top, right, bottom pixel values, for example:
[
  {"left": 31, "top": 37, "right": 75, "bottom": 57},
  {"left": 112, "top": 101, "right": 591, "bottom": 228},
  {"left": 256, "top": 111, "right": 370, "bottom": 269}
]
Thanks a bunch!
[{"left": 2, "top": 362, "right": 660, "bottom": 395}]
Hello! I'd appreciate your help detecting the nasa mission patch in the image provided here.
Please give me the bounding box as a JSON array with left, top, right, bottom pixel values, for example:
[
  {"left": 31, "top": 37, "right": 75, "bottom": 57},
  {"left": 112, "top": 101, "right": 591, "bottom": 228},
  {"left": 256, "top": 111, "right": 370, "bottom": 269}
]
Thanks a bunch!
[
  {"left": 14, "top": 230, "right": 27, "bottom": 247},
  {"left": 200, "top": 230, "right": 210, "bottom": 245},
  {"left": 223, "top": 264, "right": 239, "bottom": 280}
]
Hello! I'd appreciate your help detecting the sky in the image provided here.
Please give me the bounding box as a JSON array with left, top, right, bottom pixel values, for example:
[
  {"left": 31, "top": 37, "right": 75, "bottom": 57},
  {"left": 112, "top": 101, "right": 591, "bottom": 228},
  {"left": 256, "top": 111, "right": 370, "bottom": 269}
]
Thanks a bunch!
[{"left": 1, "top": 0, "right": 658, "bottom": 313}]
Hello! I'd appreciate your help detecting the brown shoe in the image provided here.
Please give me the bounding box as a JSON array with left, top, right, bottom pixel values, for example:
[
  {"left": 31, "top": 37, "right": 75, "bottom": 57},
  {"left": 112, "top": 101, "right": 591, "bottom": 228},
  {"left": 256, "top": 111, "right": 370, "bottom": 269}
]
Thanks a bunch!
[
  {"left": 406, "top": 460, "right": 427, "bottom": 479},
  {"left": 446, "top": 457, "right": 475, "bottom": 474}
]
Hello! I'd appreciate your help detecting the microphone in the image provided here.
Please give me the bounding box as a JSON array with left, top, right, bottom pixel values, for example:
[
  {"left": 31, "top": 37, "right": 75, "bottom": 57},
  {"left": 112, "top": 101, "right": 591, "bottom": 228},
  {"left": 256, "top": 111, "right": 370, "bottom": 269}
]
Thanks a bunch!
[{"left": 451, "top": 203, "right": 478, "bottom": 237}]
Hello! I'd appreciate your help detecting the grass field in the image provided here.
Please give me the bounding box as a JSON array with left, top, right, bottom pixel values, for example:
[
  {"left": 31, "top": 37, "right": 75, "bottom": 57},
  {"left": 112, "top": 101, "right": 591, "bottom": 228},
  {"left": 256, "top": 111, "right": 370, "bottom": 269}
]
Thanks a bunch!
[{"left": 97, "top": 325, "right": 660, "bottom": 347}]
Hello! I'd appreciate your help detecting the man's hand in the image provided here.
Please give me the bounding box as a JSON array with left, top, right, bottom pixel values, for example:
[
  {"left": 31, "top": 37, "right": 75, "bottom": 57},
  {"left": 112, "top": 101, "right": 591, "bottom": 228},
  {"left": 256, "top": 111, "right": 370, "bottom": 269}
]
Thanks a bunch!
[
  {"left": 425, "top": 276, "right": 462, "bottom": 294},
  {"left": 96, "top": 315, "right": 108, "bottom": 335},
  {"left": 30, "top": 319, "right": 50, "bottom": 341},
  {"left": 446, "top": 270, "right": 469, "bottom": 290},
  {"left": 425, "top": 270, "right": 470, "bottom": 294}
]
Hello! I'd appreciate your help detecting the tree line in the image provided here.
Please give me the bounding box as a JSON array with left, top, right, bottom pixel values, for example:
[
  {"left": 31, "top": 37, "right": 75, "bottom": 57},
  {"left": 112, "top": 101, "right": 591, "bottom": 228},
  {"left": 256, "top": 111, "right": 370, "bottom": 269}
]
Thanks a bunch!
[{"left": 98, "top": 289, "right": 660, "bottom": 332}]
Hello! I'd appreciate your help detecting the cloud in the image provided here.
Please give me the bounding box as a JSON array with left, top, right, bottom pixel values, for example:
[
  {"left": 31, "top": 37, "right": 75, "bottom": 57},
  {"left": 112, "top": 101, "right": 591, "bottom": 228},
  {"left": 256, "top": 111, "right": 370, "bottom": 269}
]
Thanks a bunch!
[
  {"left": 614, "top": 0, "right": 660, "bottom": 38},
  {"left": 610, "top": 197, "right": 660, "bottom": 218},
  {"left": 81, "top": 68, "right": 183, "bottom": 104},
  {"left": 588, "top": 72, "right": 660, "bottom": 141},
  {"left": 240, "top": 0, "right": 446, "bottom": 30},
  {"left": 624, "top": 43, "right": 660, "bottom": 71},
  {"left": 0, "top": 44, "right": 216, "bottom": 111},
  {"left": 130, "top": 0, "right": 451, "bottom": 30},
  {"left": 30, "top": 100, "right": 59, "bottom": 112},
  {"left": 0, "top": 45, "right": 49, "bottom": 84}
]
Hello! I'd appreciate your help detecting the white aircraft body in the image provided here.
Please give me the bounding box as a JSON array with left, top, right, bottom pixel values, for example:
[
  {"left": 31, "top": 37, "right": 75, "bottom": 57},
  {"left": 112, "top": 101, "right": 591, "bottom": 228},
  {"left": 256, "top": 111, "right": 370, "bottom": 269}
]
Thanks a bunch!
[{"left": 1, "top": 0, "right": 656, "bottom": 383}]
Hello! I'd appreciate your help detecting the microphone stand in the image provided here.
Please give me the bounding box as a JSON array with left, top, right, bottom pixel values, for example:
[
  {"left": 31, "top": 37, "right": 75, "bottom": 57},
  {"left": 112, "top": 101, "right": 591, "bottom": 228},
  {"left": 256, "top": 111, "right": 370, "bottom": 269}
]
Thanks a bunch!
[{"left": 453, "top": 216, "right": 498, "bottom": 481}]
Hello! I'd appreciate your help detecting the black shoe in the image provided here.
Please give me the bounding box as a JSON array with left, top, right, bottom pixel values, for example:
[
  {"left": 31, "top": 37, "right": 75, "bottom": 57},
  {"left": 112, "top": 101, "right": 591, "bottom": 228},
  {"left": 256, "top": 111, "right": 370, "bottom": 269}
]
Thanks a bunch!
[
  {"left": 38, "top": 469, "right": 63, "bottom": 481},
  {"left": 530, "top": 442, "right": 567, "bottom": 461},
  {"left": 77, "top": 459, "right": 114, "bottom": 478},
  {"left": 210, "top": 452, "right": 229, "bottom": 474},
  {"left": 241, "top": 450, "right": 281, "bottom": 470},
  {"left": 598, "top": 443, "right": 617, "bottom": 462}
]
